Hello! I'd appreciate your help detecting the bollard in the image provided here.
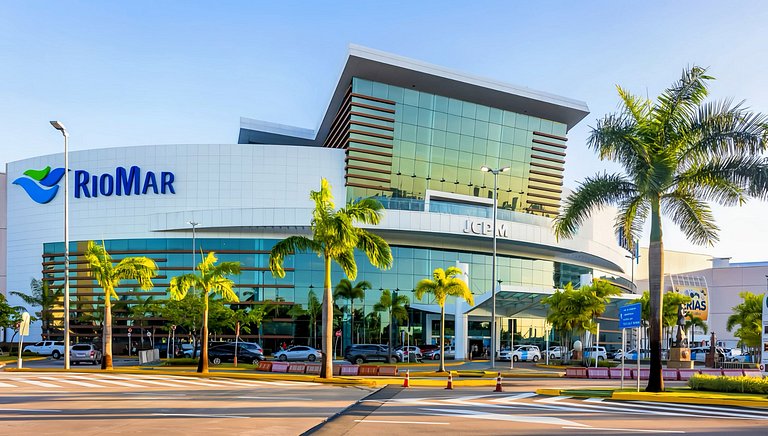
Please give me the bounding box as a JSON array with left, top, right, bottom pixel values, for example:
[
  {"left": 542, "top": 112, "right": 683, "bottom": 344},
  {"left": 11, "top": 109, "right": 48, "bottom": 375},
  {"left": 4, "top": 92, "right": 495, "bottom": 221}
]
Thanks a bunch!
[
  {"left": 445, "top": 372, "right": 453, "bottom": 390},
  {"left": 494, "top": 372, "right": 503, "bottom": 392},
  {"left": 402, "top": 369, "right": 410, "bottom": 388}
]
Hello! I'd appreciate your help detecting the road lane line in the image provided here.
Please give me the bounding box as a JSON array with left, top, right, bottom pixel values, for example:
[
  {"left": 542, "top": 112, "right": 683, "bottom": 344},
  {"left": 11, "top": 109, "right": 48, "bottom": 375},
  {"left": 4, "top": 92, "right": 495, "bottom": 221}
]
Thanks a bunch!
[
  {"left": 605, "top": 400, "right": 768, "bottom": 420},
  {"left": 534, "top": 395, "right": 572, "bottom": 403},
  {"left": 151, "top": 413, "right": 250, "bottom": 419},
  {"left": 0, "top": 381, "right": 17, "bottom": 388},
  {"left": 489, "top": 392, "right": 537, "bottom": 403},
  {"left": 0, "top": 408, "right": 62, "bottom": 413},
  {"left": 631, "top": 400, "right": 768, "bottom": 416},
  {"left": 354, "top": 419, "right": 449, "bottom": 425},
  {"left": 237, "top": 396, "right": 312, "bottom": 401},
  {"left": 422, "top": 408, "right": 589, "bottom": 427},
  {"left": 562, "top": 426, "right": 685, "bottom": 433},
  {"left": 68, "top": 375, "right": 144, "bottom": 388}
]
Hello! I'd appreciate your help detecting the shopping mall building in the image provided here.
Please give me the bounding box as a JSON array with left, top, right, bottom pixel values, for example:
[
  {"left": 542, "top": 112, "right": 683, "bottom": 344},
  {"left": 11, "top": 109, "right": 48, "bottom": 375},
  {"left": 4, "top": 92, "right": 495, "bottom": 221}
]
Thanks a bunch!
[{"left": 3, "top": 46, "right": 640, "bottom": 356}]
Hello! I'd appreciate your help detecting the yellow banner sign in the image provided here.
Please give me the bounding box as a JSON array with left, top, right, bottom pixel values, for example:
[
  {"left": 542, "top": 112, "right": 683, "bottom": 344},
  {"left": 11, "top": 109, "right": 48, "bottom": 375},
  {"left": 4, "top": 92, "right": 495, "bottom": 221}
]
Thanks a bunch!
[{"left": 673, "top": 285, "right": 709, "bottom": 321}]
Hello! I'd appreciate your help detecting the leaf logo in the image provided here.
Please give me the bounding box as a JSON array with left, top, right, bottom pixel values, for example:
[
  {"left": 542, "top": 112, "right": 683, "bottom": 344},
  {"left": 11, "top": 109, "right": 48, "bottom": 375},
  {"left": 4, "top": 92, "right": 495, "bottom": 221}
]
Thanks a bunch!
[{"left": 13, "top": 166, "right": 66, "bottom": 204}]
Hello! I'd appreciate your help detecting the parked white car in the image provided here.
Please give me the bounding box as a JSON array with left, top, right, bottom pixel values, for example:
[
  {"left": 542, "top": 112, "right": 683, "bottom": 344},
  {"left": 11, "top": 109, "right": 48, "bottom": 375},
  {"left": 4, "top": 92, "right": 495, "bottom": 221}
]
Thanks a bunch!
[
  {"left": 500, "top": 345, "right": 541, "bottom": 362},
  {"left": 583, "top": 346, "right": 608, "bottom": 361},
  {"left": 23, "top": 341, "right": 66, "bottom": 359},
  {"left": 613, "top": 349, "right": 650, "bottom": 360},
  {"left": 273, "top": 345, "right": 322, "bottom": 362},
  {"left": 546, "top": 346, "right": 567, "bottom": 359}
]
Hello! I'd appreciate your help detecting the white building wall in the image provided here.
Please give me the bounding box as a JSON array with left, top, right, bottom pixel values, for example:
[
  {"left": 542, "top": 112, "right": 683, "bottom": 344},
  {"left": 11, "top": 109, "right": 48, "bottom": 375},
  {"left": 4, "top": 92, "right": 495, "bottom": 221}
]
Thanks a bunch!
[{"left": 6, "top": 144, "right": 345, "bottom": 339}]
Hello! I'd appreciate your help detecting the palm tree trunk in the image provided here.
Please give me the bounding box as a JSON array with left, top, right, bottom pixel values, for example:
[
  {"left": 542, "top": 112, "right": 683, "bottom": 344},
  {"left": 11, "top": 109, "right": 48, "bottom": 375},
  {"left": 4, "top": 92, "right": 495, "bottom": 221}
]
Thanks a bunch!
[
  {"left": 350, "top": 299, "right": 355, "bottom": 346},
  {"left": 647, "top": 199, "right": 665, "bottom": 392},
  {"left": 198, "top": 293, "right": 210, "bottom": 374},
  {"left": 439, "top": 305, "right": 446, "bottom": 373},
  {"left": 320, "top": 255, "right": 333, "bottom": 379},
  {"left": 388, "top": 309, "right": 393, "bottom": 362},
  {"left": 102, "top": 292, "right": 113, "bottom": 370}
]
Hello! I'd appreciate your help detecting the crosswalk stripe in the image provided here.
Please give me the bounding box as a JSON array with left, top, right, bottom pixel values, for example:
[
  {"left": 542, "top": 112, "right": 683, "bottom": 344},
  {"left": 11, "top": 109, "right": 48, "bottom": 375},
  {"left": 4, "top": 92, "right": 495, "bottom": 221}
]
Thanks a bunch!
[
  {"left": 631, "top": 400, "right": 768, "bottom": 417},
  {"left": 13, "top": 379, "right": 59, "bottom": 388},
  {"left": 68, "top": 375, "right": 144, "bottom": 388},
  {"left": 39, "top": 377, "right": 102, "bottom": 388},
  {"left": 609, "top": 400, "right": 768, "bottom": 420},
  {"left": 534, "top": 395, "right": 572, "bottom": 403},
  {"left": 0, "top": 381, "right": 17, "bottom": 388}
]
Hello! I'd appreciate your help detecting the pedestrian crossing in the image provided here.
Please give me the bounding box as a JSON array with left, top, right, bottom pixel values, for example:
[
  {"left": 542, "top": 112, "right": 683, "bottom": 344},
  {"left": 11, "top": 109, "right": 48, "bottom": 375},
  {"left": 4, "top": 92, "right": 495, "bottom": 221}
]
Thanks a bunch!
[
  {"left": 0, "top": 372, "right": 320, "bottom": 391},
  {"left": 384, "top": 392, "right": 768, "bottom": 421}
]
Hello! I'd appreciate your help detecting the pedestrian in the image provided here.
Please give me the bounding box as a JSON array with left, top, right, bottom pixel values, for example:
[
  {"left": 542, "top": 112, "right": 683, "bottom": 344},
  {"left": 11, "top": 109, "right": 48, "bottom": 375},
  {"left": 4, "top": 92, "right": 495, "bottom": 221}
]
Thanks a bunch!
[
  {"left": 470, "top": 344, "right": 478, "bottom": 361},
  {"left": 281, "top": 341, "right": 287, "bottom": 351}
]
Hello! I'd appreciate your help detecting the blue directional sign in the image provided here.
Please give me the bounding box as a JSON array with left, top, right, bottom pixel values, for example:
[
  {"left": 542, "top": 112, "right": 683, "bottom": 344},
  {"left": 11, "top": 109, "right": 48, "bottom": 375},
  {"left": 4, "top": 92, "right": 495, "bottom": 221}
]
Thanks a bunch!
[{"left": 619, "top": 303, "right": 642, "bottom": 329}]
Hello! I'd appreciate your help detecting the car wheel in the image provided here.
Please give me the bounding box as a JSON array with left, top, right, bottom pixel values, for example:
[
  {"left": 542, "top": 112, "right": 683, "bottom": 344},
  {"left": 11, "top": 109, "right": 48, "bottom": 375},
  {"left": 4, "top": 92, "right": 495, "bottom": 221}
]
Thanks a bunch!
[
  {"left": 513, "top": 355, "right": 519, "bottom": 362},
  {"left": 308, "top": 354, "right": 316, "bottom": 362},
  {"left": 354, "top": 357, "right": 365, "bottom": 365},
  {"left": 252, "top": 358, "right": 260, "bottom": 365},
  {"left": 212, "top": 357, "right": 221, "bottom": 365},
  {"left": 550, "top": 354, "right": 556, "bottom": 359},
  {"left": 51, "top": 350, "right": 61, "bottom": 360},
  {"left": 278, "top": 354, "right": 288, "bottom": 361},
  {"left": 389, "top": 356, "right": 397, "bottom": 364},
  {"left": 533, "top": 355, "right": 540, "bottom": 362},
  {"left": 433, "top": 354, "right": 440, "bottom": 360}
]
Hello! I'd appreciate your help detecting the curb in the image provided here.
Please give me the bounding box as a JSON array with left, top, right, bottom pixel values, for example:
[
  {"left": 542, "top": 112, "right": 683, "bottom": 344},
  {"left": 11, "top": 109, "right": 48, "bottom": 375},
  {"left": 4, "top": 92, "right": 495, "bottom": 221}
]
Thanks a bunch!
[{"left": 535, "top": 388, "right": 768, "bottom": 409}]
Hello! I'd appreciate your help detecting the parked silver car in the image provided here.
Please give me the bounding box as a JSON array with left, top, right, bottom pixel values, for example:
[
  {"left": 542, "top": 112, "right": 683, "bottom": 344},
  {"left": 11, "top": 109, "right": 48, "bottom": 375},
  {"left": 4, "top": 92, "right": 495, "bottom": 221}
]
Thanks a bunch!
[
  {"left": 70, "top": 344, "right": 102, "bottom": 365},
  {"left": 273, "top": 345, "right": 322, "bottom": 362}
]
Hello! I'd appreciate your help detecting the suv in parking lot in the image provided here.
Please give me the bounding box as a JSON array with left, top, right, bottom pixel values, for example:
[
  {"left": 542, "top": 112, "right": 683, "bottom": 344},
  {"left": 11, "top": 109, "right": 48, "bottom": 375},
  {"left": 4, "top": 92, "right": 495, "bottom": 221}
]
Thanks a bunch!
[
  {"left": 23, "top": 341, "right": 66, "bottom": 359},
  {"left": 344, "top": 344, "right": 401, "bottom": 364},
  {"left": 70, "top": 344, "right": 102, "bottom": 365},
  {"left": 583, "top": 346, "right": 608, "bottom": 361}
]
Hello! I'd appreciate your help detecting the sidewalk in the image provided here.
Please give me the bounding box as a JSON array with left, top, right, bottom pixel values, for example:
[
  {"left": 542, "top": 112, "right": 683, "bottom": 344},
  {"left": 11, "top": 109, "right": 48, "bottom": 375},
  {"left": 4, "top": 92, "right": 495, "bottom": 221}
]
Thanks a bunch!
[{"left": 535, "top": 387, "right": 768, "bottom": 409}]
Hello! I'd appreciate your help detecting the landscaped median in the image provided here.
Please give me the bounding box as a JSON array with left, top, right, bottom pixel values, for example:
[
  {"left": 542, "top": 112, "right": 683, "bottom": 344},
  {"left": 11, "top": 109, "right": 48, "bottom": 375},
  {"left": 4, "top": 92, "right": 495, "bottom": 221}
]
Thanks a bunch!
[{"left": 535, "top": 386, "right": 768, "bottom": 409}]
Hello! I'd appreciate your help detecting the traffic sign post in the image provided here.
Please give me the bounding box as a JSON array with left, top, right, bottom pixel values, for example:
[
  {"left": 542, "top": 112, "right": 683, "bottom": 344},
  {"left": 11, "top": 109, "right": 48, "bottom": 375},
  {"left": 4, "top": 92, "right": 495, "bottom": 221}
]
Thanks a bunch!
[
  {"left": 128, "top": 327, "right": 133, "bottom": 357},
  {"left": 619, "top": 303, "right": 643, "bottom": 392}
]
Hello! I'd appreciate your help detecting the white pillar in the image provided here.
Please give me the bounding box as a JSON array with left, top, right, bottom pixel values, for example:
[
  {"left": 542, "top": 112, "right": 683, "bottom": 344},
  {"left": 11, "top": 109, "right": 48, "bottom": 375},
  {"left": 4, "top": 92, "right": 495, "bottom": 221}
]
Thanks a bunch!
[{"left": 454, "top": 261, "right": 470, "bottom": 361}]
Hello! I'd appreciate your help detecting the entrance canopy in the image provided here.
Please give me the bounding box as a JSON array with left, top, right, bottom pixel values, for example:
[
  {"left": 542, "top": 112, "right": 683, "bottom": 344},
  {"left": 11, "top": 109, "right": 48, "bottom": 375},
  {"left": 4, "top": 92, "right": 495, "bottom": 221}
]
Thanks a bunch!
[{"left": 467, "top": 286, "right": 637, "bottom": 319}]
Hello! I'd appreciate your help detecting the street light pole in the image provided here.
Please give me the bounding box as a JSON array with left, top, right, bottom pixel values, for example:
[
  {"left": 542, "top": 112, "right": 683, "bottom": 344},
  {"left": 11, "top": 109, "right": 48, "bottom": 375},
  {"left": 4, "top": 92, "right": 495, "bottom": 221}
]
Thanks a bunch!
[
  {"left": 480, "top": 165, "right": 509, "bottom": 369},
  {"left": 188, "top": 221, "right": 199, "bottom": 272},
  {"left": 50, "top": 121, "right": 70, "bottom": 370}
]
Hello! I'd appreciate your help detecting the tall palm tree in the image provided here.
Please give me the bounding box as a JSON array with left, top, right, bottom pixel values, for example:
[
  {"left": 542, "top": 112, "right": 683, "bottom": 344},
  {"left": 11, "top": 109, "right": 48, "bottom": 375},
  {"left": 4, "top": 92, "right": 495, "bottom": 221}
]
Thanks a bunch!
[
  {"left": 169, "top": 251, "right": 241, "bottom": 373},
  {"left": 726, "top": 291, "right": 763, "bottom": 359},
  {"left": 373, "top": 289, "right": 409, "bottom": 362},
  {"left": 334, "top": 279, "right": 371, "bottom": 345},
  {"left": 553, "top": 67, "right": 768, "bottom": 392},
  {"left": 83, "top": 241, "right": 157, "bottom": 370},
  {"left": 11, "top": 278, "right": 61, "bottom": 340},
  {"left": 415, "top": 267, "right": 474, "bottom": 372},
  {"left": 269, "top": 178, "right": 392, "bottom": 379}
]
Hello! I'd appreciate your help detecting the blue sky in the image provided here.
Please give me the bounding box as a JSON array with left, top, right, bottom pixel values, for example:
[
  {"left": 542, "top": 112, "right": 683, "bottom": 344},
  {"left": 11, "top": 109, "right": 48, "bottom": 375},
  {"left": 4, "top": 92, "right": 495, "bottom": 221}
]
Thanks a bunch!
[{"left": 2, "top": 1, "right": 767, "bottom": 261}]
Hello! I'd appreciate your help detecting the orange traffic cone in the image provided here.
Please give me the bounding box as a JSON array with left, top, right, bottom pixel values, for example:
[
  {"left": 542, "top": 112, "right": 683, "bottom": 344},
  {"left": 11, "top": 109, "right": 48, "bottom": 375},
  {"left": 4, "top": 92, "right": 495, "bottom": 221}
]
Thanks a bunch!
[
  {"left": 445, "top": 372, "right": 454, "bottom": 390},
  {"left": 494, "top": 372, "right": 503, "bottom": 392},
  {"left": 402, "top": 370, "right": 410, "bottom": 388}
]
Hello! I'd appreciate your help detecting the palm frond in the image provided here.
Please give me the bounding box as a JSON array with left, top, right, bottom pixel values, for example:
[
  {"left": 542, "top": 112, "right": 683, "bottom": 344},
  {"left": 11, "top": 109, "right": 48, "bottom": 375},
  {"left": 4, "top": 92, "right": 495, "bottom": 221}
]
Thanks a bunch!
[
  {"left": 334, "top": 249, "right": 358, "bottom": 281},
  {"left": 614, "top": 194, "right": 649, "bottom": 249},
  {"left": 355, "top": 230, "right": 393, "bottom": 270},
  {"left": 661, "top": 191, "right": 719, "bottom": 245},
  {"left": 114, "top": 257, "right": 158, "bottom": 290},
  {"left": 554, "top": 173, "right": 636, "bottom": 239},
  {"left": 682, "top": 99, "right": 768, "bottom": 160},
  {"left": 169, "top": 274, "right": 200, "bottom": 300},
  {"left": 268, "top": 236, "right": 320, "bottom": 278},
  {"left": 342, "top": 197, "right": 385, "bottom": 225}
]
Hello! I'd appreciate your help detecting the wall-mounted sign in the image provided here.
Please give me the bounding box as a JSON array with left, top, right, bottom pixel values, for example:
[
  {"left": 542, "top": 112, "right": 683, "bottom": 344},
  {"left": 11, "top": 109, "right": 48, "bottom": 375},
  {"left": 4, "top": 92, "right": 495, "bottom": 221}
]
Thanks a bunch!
[
  {"left": 672, "top": 284, "right": 709, "bottom": 321},
  {"left": 13, "top": 165, "right": 176, "bottom": 204},
  {"left": 462, "top": 219, "right": 508, "bottom": 237}
]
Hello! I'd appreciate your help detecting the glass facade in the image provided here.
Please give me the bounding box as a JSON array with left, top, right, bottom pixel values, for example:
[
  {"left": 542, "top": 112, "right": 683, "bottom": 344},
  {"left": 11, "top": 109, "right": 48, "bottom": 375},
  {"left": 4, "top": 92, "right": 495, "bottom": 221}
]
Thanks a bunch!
[{"left": 347, "top": 78, "right": 568, "bottom": 216}]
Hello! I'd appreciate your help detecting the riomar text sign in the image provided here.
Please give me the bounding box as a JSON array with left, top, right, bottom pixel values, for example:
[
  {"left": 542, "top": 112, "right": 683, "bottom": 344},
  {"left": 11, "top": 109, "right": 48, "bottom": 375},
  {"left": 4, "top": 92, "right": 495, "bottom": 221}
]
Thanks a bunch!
[{"left": 462, "top": 219, "right": 508, "bottom": 237}]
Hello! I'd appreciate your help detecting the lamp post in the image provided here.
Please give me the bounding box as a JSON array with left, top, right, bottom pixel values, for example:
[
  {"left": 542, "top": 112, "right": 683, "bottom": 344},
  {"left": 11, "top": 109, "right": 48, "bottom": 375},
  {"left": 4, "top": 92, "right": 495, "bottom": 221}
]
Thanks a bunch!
[
  {"left": 50, "top": 121, "right": 70, "bottom": 370},
  {"left": 188, "top": 221, "right": 199, "bottom": 272},
  {"left": 481, "top": 165, "right": 509, "bottom": 368}
]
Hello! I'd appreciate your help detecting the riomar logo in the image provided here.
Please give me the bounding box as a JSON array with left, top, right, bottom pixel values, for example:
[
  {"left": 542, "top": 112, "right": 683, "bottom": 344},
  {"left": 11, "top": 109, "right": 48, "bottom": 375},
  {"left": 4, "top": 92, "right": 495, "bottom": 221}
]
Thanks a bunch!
[{"left": 13, "top": 166, "right": 66, "bottom": 204}]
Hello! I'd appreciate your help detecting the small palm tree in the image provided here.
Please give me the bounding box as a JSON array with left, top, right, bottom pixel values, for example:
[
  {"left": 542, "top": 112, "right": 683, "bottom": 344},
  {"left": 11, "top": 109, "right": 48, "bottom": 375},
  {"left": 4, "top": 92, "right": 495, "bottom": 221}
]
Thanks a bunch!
[
  {"left": 11, "top": 278, "right": 61, "bottom": 340},
  {"left": 553, "top": 67, "right": 768, "bottom": 392},
  {"left": 287, "top": 290, "right": 322, "bottom": 348},
  {"left": 169, "top": 252, "right": 241, "bottom": 374},
  {"left": 269, "top": 178, "right": 392, "bottom": 379},
  {"left": 83, "top": 241, "right": 157, "bottom": 370},
  {"left": 334, "top": 279, "right": 371, "bottom": 345},
  {"left": 373, "top": 289, "right": 409, "bottom": 362},
  {"left": 685, "top": 314, "right": 708, "bottom": 346},
  {"left": 415, "top": 267, "right": 473, "bottom": 372},
  {"left": 727, "top": 292, "right": 763, "bottom": 359}
]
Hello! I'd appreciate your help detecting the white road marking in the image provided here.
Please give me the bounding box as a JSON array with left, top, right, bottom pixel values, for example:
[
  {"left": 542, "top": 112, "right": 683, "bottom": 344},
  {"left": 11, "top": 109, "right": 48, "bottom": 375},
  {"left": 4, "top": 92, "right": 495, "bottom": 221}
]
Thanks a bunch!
[
  {"left": 422, "top": 408, "right": 589, "bottom": 427},
  {"left": 606, "top": 400, "right": 768, "bottom": 420},
  {"left": 12, "top": 379, "right": 60, "bottom": 388},
  {"left": 354, "top": 419, "right": 449, "bottom": 425},
  {"left": 0, "top": 408, "right": 61, "bottom": 413},
  {"left": 0, "top": 381, "right": 17, "bottom": 388},
  {"left": 489, "top": 392, "right": 537, "bottom": 403},
  {"left": 151, "top": 413, "right": 250, "bottom": 419},
  {"left": 534, "top": 395, "right": 572, "bottom": 403},
  {"left": 68, "top": 375, "right": 144, "bottom": 388},
  {"left": 632, "top": 400, "right": 768, "bottom": 417},
  {"left": 562, "top": 426, "right": 685, "bottom": 433},
  {"left": 444, "top": 394, "right": 496, "bottom": 405},
  {"left": 584, "top": 397, "right": 605, "bottom": 403},
  {"left": 38, "top": 376, "right": 102, "bottom": 388},
  {"left": 237, "top": 396, "right": 312, "bottom": 401}
]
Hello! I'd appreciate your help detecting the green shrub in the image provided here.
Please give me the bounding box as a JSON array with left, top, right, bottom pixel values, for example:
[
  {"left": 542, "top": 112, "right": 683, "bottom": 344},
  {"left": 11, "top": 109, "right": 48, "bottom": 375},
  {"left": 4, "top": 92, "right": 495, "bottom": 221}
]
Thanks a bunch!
[
  {"left": 163, "top": 358, "right": 198, "bottom": 366},
  {"left": 584, "top": 358, "right": 618, "bottom": 367},
  {"left": 688, "top": 374, "right": 768, "bottom": 394}
]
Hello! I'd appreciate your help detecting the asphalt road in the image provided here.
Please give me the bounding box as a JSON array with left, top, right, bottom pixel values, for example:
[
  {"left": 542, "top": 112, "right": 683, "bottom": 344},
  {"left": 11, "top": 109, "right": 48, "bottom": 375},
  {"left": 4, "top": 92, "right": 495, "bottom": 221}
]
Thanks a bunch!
[
  {"left": 311, "top": 381, "right": 768, "bottom": 435},
  {"left": 0, "top": 371, "right": 373, "bottom": 435}
]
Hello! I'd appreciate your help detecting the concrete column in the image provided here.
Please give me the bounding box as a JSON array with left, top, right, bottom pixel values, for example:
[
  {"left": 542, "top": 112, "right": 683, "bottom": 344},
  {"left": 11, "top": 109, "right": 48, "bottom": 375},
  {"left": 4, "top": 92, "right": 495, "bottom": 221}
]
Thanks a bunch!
[{"left": 454, "top": 261, "right": 470, "bottom": 361}]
